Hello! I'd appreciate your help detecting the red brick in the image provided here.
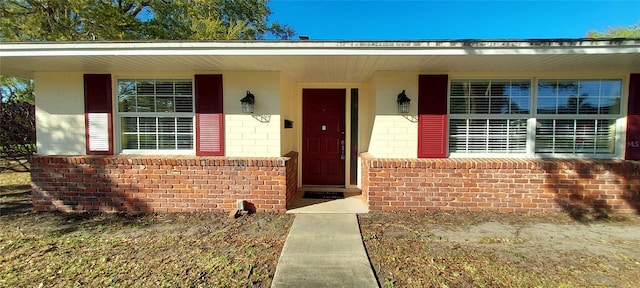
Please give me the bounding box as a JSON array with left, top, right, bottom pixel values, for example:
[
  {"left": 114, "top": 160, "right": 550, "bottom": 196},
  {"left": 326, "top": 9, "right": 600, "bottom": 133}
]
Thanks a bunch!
[{"left": 360, "top": 153, "right": 640, "bottom": 214}]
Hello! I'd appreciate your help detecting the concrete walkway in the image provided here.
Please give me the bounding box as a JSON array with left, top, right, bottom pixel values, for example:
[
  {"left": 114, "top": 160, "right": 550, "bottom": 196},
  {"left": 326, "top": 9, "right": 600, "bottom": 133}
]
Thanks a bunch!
[{"left": 271, "top": 214, "right": 379, "bottom": 288}]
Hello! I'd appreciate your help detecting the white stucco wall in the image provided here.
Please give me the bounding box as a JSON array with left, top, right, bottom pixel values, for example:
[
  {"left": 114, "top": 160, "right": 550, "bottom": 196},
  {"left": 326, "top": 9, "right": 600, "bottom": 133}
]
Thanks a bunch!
[
  {"left": 34, "top": 72, "right": 86, "bottom": 155},
  {"left": 367, "top": 72, "right": 419, "bottom": 158},
  {"left": 223, "top": 71, "right": 282, "bottom": 157}
]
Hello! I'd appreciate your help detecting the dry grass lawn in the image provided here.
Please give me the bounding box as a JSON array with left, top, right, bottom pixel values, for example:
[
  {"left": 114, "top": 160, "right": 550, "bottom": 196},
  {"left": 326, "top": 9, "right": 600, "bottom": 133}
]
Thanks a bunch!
[
  {"left": 0, "top": 170, "right": 293, "bottom": 288},
  {"left": 360, "top": 211, "right": 640, "bottom": 287},
  {"left": 3, "top": 167, "right": 640, "bottom": 288}
]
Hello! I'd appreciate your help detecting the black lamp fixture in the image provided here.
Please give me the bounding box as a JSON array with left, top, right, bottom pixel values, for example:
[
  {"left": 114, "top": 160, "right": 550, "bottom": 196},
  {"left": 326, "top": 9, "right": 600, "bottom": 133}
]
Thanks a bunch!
[
  {"left": 397, "top": 90, "right": 411, "bottom": 114},
  {"left": 240, "top": 90, "right": 255, "bottom": 113}
]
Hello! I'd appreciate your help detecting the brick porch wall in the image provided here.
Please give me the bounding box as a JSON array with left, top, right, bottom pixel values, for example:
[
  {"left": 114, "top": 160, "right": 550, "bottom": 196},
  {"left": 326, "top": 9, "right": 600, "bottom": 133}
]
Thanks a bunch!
[
  {"left": 361, "top": 152, "right": 640, "bottom": 214},
  {"left": 31, "top": 154, "right": 298, "bottom": 213},
  {"left": 284, "top": 151, "right": 298, "bottom": 207}
]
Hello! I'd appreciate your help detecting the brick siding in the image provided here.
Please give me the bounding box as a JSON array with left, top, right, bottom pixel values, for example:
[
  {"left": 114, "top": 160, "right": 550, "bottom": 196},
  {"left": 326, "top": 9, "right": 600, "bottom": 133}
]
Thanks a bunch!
[
  {"left": 283, "top": 151, "right": 298, "bottom": 208},
  {"left": 361, "top": 153, "right": 640, "bottom": 214},
  {"left": 31, "top": 154, "right": 297, "bottom": 213}
]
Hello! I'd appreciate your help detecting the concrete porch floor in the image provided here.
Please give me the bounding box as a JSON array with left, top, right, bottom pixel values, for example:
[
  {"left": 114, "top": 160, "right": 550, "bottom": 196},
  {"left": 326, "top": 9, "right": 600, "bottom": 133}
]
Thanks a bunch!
[{"left": 286, "top": 187, "right": 369, "bottom": 214}]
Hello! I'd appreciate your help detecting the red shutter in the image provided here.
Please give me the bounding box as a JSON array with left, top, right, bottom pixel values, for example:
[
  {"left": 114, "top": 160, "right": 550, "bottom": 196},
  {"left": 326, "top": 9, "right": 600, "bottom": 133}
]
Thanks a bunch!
[
  {"left": 626, "top": 74, "right": 640, "bottom": 160},
  {"left": 195, "top": 74, "right": 224, "bottom": 156},
  {"left": 418, "top": 75, "right": 448, "bottom": 158},
  {"left": 84, "top": 74, "right": 113, "bottom": 155}
]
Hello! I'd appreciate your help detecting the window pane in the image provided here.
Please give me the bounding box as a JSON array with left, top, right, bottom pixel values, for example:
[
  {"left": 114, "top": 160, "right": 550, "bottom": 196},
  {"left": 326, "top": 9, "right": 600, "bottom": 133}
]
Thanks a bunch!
[
  {"left": 579, "top": 80, "right": 600, "bottom": 97},
  {"left": 136, "top": 80, "right": 155, "bottom": 95},
  {"left": 155, "top": 80, "right": 174, "bottom": 95},
  {"left": 535, "top": 79, "right": 620, "bottom": 155},
  {"left": 488, "top": 119, "right": 507, "bottom": 152},
  {"left": 158, "top": 135, "right": 176, "bottom": 149},
  {"left": 449, "top": 79, "right": 530, "bottom": 154},
  {"left": 118, "top": 80, "right": 136, "bottom": 96},
  {"left": 537, "top": 80, "right": 557, "bottom": 96},
  {"left": 117, "top": 79, "right": 195, "bottom": 151},
  {"left": 175, "top": 97, "right": 193, "bottom": 112},
  {"left": 510, "top": 96, "right": 530, "bottom": 114},
  {"left": 468, "top": 98, "right": 489, "bottom": 114},
  {"left": 449, "top": 119, "right": 527, "bottom": 153},
  {"left": 578, "top": 95, "right": 600, "bottom": 114},
  {"left": 118, "top": 95, "right": 136, "bottom": 112},
  {"left": 537, "top": 97, "right": 556, "bottom": 114},
  {"left": 449, "top": 119, "right": 467, "bottom": 152},
  {"left": 136, "top": 96, "right": 155, "bottom": 112},
  {"left": 139, "top": 134, "right": 157, "bottom": 149},
  {"left": 177, "top": 118, "right": 193, "bottom": 133},
  {"left": 600, "top": 97, "right": 621, "bottom": 114},
  {"left": 139, "top": 117, "right": 156, "bottom": 133},
  {"left": 450, "top": 98, "right": 467, "bottom": 114},
  {"left": 121, "top": 134, "right": 138, "bottom": 149},
  {"left": 601, "top": 80, "right": 622, "bottom": 96},
  {"left": 509, "top": 120, "right": 528, "bottom": 151},
  {"left": 538, "top": 79, "right": 622, "bottom": 116},
  {"left": 177, "top": 135, "right": 193, "bottom": 149},
  {"left": 510, "top": 81, "right": 530, "bottom": 113},
  {"left": 175, "top": 80, "right": 193, "bottom": 95},
  {"left": 467, "top": 119, "right": 488, "bottom": 152},
  {"left": 596, "top": 120, "right": 616, "bottom": 153},
  {"left": 121, "top": 117, "right": 137, "bottom": 133},
  {"left": 156, "top": 96, "right": 174, "bottom": 112},
  {"left": 535, "top": 119, "right": 616, "bottom": 154},
  {"left": 158, "top": 118, "right": 175, "bottom": 133},
  {"left": 451, "top": 79, "right": 531, "bottom": 115}
]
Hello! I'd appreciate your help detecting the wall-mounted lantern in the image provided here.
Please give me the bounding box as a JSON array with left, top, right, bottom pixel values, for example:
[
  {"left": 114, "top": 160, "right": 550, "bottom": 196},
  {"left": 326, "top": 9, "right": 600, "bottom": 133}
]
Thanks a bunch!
[
  {"left": 240, "top": 90, "right": 255, "bottom": 113},
  {"left": 397, "top": 90, "right": 411, "bottom": 114}
]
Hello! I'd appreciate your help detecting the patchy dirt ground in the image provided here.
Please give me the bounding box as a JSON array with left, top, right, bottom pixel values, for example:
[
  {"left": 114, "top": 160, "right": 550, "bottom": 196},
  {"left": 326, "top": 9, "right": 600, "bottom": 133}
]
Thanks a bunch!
[
  {"left": 5, "top": 167, "right": 640, "bottom": 288},
  {"left": 359, "top": 211, "right": 640, "bottom": 288},
  {"left": 1, "top": 211, "right": 294, "bottom": 288},
  {"left": 1, "top": 171, "right": 294, "bottom": 288}
]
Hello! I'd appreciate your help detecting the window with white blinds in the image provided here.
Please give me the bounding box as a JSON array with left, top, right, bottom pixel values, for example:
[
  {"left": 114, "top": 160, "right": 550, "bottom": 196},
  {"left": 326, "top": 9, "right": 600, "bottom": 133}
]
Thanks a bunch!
[
  {"left": 449, "top": 79, "right": 531, "bottom": 154},
  {"left": 117, "top": 79, "right": 194, "bottom": 151},
  {"left": 535, "top": 79, "right": 621, "bottom": 154},
  {"left": 448, "top": 78, "right": 622, "bottom": 156}
]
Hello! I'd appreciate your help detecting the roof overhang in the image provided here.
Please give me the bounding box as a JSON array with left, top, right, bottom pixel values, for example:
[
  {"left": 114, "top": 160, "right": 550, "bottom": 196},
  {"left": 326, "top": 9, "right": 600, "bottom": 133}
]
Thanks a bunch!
[{"left": 1, "top": 39, "right": 640, "bottom": 82}]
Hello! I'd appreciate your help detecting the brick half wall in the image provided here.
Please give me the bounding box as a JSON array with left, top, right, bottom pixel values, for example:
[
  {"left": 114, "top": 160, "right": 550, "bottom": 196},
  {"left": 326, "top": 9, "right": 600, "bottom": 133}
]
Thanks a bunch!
[
  {"left": 361, "top": 153, "right": 640, "bottom": 215},
  {"left": 283, "top": 151, "right": 298, "bottom": 208},
  {"left": 31, "top": 153, "right": 299, "bottom": 213}
]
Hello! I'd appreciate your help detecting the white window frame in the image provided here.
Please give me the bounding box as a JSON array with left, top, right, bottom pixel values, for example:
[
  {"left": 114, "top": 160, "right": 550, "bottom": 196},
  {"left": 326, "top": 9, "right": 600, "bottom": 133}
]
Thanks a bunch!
[
  {"left": 534, "top": 78, "right": 623, "bottom": 159},
  {"left": 115, "top": 77, "right": 195, "bottom": 155},
  {"left": 447, "top": 76, "right": 626, "bottom": 159},
  {"left": 448, "top": 78, "right": 533, "bottom": 158}
]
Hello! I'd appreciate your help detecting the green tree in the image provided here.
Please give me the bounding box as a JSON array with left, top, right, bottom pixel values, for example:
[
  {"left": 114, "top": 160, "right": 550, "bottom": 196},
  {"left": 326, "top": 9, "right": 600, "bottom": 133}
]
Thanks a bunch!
[
  {"left": 1, "top": 76, "right": 36, "bottom": 163},
  {"left": 0, "top": 0, "right": 156, "bottom": 41},
  {"left": 587, "top": 24, "right": 640, "bottom": 38},
  {"left": 142, "top": 0, "right": 294, "bottom": 40},
  {"left": 0, "top": 76, "right": 34, "bottom": 104},
  {"left": 0, "top": 0, "right": 294, "bottom": 41}
]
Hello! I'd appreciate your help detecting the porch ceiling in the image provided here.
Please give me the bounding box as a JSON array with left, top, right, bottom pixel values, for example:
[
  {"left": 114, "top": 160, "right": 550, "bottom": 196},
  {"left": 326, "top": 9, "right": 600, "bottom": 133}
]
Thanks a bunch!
[{"left": 2, "top": 40, "right": 640, "bottom": 82}]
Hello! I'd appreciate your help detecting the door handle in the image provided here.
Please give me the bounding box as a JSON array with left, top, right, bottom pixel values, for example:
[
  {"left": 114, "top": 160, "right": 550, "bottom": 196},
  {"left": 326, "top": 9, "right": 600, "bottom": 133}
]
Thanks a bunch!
[{"left": 340, "top": 140, "right": 345, "bottom": 160}]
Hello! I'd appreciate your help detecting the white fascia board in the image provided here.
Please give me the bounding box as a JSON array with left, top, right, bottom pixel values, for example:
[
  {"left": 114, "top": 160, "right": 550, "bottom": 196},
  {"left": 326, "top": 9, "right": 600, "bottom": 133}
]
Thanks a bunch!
[{"left": 1, "top": 40, "right": 639, "bottom": 57}]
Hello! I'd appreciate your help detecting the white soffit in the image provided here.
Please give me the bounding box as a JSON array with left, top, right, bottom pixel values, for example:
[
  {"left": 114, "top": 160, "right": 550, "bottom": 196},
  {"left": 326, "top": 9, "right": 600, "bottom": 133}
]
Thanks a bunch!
[{"left": 1, "top": 40, "right": 640, "bottom": 81}]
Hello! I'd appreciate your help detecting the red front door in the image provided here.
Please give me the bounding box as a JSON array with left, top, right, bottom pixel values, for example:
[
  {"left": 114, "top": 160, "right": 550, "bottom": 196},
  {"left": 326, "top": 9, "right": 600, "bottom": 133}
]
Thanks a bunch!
[{"left": 302, "top": 89, "right": 346, "bottom": 185}]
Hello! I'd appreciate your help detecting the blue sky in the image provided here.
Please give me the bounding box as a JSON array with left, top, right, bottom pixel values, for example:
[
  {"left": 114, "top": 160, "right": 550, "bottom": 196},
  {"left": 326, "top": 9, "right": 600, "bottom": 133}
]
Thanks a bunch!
[{"left": 268, "top": 0, "right": 640, "bottom": 40}]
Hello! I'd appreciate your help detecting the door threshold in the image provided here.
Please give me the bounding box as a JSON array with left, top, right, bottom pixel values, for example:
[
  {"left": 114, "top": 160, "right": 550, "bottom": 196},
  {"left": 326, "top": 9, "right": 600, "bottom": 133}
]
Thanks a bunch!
[
  {"left": 286, "top": 187, "right": 368, "bottom": 214},
  {"left": 299, "top": 186, "right": 361, "bottom": 193}
]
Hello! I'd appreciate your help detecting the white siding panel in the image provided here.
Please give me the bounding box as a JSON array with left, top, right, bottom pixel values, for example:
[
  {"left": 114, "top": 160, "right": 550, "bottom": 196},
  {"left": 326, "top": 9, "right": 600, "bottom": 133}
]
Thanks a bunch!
[{"left": 34, "top": 72, "right": 86, "bottom": 155}]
